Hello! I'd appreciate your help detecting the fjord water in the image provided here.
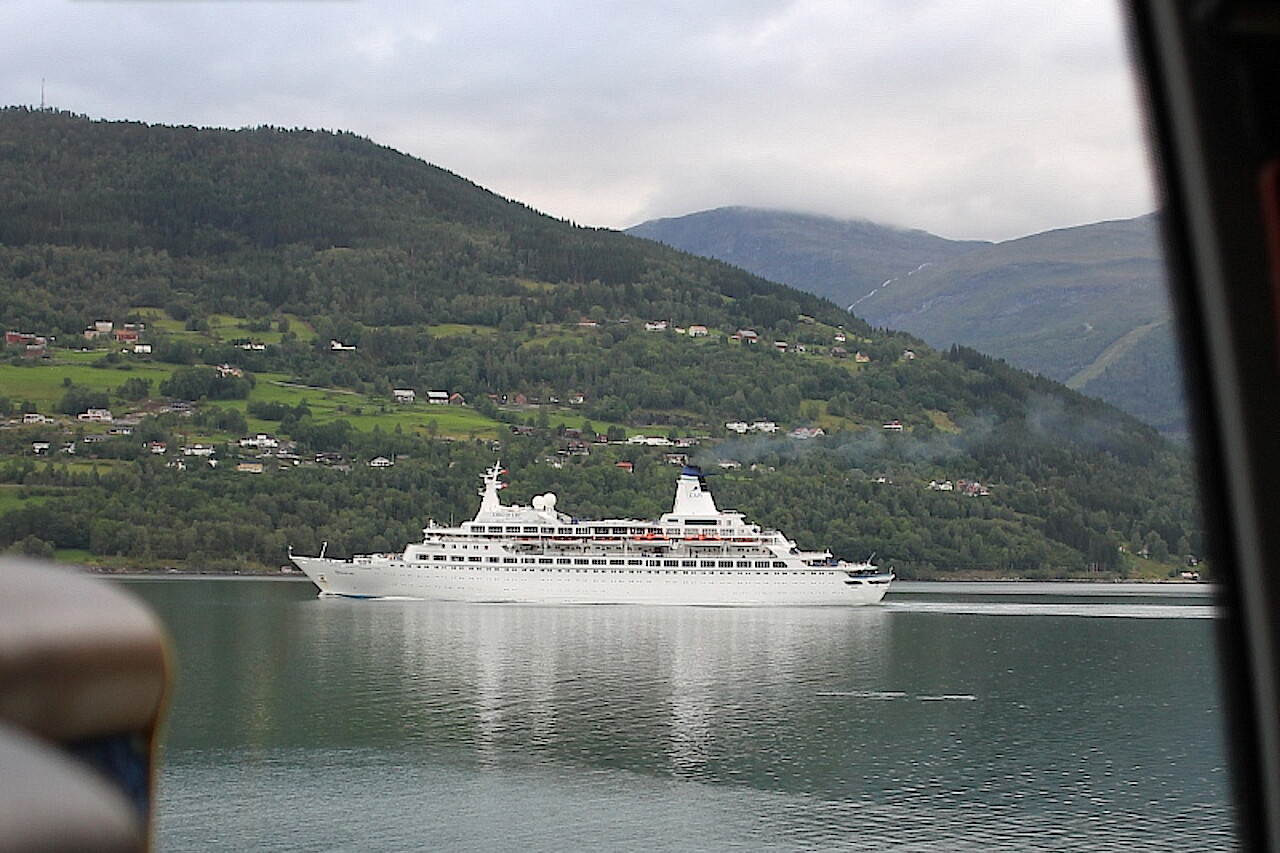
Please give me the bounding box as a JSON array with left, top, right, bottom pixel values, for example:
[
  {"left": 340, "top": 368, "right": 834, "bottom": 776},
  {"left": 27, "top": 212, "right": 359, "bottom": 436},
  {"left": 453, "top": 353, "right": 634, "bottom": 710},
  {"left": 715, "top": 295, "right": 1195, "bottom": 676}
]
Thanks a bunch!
[{"left": 125, "top": 579, "right": 1234, "bottom": 852}]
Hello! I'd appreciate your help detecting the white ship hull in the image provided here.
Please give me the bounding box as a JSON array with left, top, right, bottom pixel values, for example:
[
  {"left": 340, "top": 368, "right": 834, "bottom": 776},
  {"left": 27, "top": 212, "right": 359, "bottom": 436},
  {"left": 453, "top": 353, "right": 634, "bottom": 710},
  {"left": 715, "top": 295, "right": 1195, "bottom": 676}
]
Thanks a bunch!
[
  {"left": 291, "top": 554, "right": 892, "bottom": 606},
  {"left": 290, "top": 463, "right": 892, "bottom": 607}
]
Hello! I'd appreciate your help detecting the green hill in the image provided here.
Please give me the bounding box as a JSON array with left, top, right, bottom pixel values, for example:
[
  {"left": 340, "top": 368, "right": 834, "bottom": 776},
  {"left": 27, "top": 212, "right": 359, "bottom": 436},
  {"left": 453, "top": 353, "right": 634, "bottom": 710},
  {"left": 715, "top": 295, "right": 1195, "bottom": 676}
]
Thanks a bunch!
[{"left": 0, "top": 109, "right": 1199, "bottom": 578}]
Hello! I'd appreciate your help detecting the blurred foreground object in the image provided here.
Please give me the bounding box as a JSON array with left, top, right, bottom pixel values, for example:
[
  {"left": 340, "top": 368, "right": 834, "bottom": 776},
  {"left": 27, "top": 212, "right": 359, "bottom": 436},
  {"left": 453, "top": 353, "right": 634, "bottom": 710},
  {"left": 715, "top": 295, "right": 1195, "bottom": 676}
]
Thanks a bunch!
[
  {"left": 0, "top": 558, "right": 171, "bottom": 852},
  {"left": 1127, "top": 1, "right": 1280, "bottom": 848}
]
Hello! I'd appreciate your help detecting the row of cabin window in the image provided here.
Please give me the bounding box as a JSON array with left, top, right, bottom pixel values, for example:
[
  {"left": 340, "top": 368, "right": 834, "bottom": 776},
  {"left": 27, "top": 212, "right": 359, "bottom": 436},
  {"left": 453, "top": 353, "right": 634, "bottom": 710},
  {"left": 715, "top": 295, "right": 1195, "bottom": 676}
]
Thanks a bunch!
[
  {"left": 414, "top": 563, "right": 814, "bottom": 571},
  {"left": 444, "top": 542, "right": 711, "bottom": 550},
  {"left": 416, "top": 566, "right": 814, "bottom": 575},
  {"left": 425, "top": 554, "right": 786, "bottom": 569},
  {"left": 470, "top": 525, "right": 725, "bottom": 535}
]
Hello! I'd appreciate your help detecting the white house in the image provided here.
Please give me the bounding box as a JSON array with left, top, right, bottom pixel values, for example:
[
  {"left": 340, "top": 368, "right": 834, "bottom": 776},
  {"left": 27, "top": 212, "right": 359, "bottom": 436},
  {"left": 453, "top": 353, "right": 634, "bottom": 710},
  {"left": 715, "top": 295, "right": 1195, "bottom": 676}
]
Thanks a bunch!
[
  {"left": 392, "top": 389, "right": 416, "bottom": 404},
  {"left": 427, "top": 390, "right": 449, "bottom": 404},
  {"left": 368, "top": 456, "right": 394, "bottom": 468},
  {"left": 725, "top": 421, "right": 749, "bottom": 434},
  {"left": 78, "top": 408, "right": 113, "bottom": 422},
  {"left": 750, "top": 421, "right": 778, "bottom": 433}
]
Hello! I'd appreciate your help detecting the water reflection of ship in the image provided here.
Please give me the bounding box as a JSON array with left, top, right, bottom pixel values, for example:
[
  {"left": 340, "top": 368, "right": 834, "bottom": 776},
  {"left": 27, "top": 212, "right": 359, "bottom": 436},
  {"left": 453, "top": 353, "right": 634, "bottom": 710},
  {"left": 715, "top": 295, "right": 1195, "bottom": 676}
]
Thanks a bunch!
[{"left": 303, "top": 601, "right": 890, "bottom": 773}]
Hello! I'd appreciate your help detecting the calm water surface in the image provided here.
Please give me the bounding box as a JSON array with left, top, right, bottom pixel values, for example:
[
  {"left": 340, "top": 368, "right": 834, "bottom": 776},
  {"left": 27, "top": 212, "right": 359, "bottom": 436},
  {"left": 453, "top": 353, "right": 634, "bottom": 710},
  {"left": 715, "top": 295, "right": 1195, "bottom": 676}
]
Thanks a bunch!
[{"left": 122, "top": 578, "right": 1235, "bottom": 852}]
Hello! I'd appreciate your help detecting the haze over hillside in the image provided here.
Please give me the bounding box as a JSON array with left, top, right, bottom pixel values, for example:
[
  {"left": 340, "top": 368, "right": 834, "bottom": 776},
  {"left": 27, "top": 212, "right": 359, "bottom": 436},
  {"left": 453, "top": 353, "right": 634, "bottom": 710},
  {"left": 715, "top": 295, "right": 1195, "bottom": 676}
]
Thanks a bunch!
[{"left": 628, "top": 209, "right": 1184, "bottom": 438}]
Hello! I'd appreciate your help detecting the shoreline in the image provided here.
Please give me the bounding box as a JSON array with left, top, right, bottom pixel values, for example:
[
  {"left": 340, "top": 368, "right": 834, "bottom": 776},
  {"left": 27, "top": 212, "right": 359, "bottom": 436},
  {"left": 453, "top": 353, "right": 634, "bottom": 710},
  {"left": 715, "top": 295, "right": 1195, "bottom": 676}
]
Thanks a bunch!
[
  {"left": 89, "top": 565, "right": 1211, "bottom": 587},
  {"left": 109, "top": 572, "right": 312, "bottom": 582}
]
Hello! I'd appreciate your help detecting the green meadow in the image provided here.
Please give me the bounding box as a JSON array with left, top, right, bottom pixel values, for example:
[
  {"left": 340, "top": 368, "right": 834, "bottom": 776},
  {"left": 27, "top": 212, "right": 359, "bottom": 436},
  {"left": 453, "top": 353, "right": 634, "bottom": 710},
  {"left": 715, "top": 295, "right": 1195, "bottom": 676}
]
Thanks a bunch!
[
  {"left": 428, "top": 323, "right": 498, "bottom": 339},
  {"left": 1, "top": 361, "right": 505, "bottom": 439},
  {"left": 243, "top": 379, "right": 505, "bottom": 438},
  {"left": 135, "top": 308, "right": 318, "bottom": 343},
  {"left": 0, "top": 360, "right": 177, "bottom": 408},
  {"left": 0, "top": 486, "right": 53, "bottom": 515}
]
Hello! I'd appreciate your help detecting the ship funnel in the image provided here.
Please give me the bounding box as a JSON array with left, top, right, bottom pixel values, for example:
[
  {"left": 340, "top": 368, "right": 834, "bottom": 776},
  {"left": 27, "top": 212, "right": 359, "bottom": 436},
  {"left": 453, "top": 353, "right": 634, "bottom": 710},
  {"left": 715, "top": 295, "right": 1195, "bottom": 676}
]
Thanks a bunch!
[{"left": 671, "top": 468, "right": 718, "bottom": 516}]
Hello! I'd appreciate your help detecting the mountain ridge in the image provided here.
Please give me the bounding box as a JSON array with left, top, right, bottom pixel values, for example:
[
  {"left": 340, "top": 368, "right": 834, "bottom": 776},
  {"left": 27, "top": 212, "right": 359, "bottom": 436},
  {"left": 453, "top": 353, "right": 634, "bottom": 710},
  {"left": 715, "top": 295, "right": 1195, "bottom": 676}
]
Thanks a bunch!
[
  {"left": 628, "top": 206, "right": 990, "bottom": 307},
  {"left": 627, "top": 208, "right": 1184, "bottom": 437}
]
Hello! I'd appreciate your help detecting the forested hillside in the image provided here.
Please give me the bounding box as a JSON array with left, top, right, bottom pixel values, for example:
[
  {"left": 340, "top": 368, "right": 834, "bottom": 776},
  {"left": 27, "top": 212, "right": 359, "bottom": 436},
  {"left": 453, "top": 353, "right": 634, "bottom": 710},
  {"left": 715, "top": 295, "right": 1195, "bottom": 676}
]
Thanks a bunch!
[
  {"left": 0, "top": 109, "right": 1200, "bottom": 578},
  {"left": 0, "top": 109, "right": 853, "bottom": 338}
]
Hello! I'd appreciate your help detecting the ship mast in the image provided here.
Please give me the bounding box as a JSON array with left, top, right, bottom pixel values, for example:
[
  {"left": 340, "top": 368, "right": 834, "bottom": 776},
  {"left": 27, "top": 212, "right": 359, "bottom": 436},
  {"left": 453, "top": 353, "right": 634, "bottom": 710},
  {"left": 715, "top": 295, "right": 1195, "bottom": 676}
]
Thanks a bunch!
[{"left": 476, "top": 462, "right": 507, "bottom": 517}]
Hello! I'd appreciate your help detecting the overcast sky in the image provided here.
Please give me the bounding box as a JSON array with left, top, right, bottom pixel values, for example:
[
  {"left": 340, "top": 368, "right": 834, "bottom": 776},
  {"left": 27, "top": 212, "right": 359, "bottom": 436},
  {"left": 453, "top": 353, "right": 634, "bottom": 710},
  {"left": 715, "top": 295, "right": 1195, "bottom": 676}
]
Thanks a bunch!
[{"left": 3, "top": 1, "right": 1155, "bottom": 241}]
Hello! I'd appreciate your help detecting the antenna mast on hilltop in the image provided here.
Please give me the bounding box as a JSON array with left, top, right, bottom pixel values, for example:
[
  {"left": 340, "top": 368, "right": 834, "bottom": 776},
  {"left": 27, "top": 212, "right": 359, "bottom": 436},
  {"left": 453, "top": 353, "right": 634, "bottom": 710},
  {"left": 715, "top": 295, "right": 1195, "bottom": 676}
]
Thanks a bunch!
[{"left": 40, "top": 78, "right": 45, "bottom": 110}]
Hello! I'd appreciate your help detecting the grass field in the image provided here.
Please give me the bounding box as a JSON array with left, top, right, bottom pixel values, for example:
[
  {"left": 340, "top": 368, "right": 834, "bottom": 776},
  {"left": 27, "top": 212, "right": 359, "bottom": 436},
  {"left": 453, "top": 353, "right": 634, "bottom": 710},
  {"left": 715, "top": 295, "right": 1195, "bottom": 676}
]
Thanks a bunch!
[
  {"left": 1, "top": 361, "right": 504, "bottom": 439},
  {"left": 204, "top": 313, "right": 318, "bottom": 344},
  {"left": 56, "top": 349, "right": 114, "bottom": 364},
  {"left": 0, "top": 361, "right": 177, "bottom": 408},
  {"left": 135, "top": 308, "right": 318, "bottom": 343},
  {"left": 4, "top": 324, "right": 653, "bottom": 442},
  {"left": 219, "top": 375, "right": 505, "bottom": 439},
  {"left": 0, "top": 486, "right": 53, "bottom": 515},
  {"left": 428, "top": 323, "right": 498, "bottom": 339}
]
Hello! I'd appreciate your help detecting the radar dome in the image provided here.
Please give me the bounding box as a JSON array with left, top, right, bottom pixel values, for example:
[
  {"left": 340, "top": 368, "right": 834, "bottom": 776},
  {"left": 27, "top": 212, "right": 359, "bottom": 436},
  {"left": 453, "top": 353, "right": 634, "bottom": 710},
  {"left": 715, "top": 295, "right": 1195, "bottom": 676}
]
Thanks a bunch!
[{"left": 532, "top": 495, "right": 549, "bottom": 510}]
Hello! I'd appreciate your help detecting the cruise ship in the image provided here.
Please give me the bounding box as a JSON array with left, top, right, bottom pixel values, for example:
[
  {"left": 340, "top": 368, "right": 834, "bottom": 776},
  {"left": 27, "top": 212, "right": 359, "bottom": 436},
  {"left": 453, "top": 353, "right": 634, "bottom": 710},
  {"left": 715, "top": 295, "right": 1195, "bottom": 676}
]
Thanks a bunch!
[{"left": 290, "top": 463, "right": 893, "bottom": 605}]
